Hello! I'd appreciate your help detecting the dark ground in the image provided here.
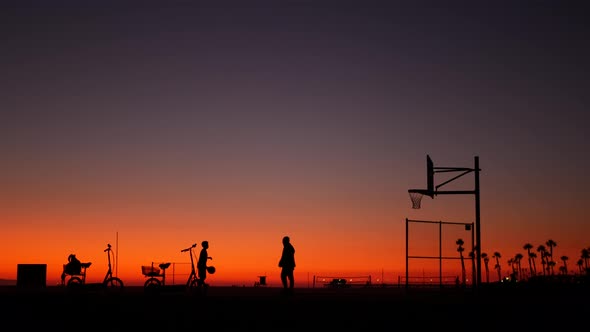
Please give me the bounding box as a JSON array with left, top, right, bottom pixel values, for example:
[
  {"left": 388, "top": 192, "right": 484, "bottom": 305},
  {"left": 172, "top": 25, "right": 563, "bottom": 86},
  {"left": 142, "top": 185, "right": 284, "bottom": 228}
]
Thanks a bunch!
[{"left": 2, "top": 283, "right": 588, "bottom": 331}]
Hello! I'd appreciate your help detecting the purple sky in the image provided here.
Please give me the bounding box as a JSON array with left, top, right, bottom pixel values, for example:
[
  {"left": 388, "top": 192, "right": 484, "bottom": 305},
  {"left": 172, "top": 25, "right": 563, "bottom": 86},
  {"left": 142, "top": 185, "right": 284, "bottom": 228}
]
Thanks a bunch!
[{"left": 2, "top": 1, "right": 589, "bottom": 284}]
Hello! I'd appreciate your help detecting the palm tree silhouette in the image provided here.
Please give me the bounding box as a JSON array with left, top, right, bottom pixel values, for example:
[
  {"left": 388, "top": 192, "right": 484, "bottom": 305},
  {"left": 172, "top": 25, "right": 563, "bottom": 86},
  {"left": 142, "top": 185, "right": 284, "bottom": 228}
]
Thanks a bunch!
[
  {"left": 545, "top": 239, "right": 557, "bottom": 275},
  {"left": 523, "top": 243, "right": 535, "bottom": 277},
  {"left": 576, "top": 258, "right": 584, "bottom": 275},
  {"left": 581, "top": 248, "right": 590, "bottom": 273},
  {"left": 560, "top": 255, "right": 568, "bottom": 275},
  {"left": 529, "top": 251, "right": 537, "bottom": 276},
  {"left": 493, "top": 252, "right": 502, "bottom": 281},
  {"left": 547, "top": 260, "right": 556, "bottom": 276},
  {"left": 507, "top": 257, "right": 516, "bottom": 281},
  {"left": 537, "top": 245, "right": 547, "bottom": 276},
  {"left": 514, "top": 253, "right": 524, "bottom": 280},
  {"left": 456, "top": 238, "right": 466, "bottom": 286},
  {"left": 468, "top": 250, "right": 476, "bottom": 286},
  {"left": 544, "top": 252, "right": 553, "bottom": 275},
  {"left": 482, "top": 252, "right": 490, "bottom": 283}
]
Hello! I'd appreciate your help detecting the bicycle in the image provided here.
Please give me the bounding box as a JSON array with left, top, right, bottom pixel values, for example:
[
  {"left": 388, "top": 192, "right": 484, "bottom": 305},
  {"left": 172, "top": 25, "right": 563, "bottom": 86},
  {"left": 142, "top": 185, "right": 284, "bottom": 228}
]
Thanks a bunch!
[
  {"left": 102, "top": 243, "right": 124, "bottom": 291},
  {"left": 181, "top": 243, "right": 205, "bottom": 294},
  {"left": 142, "top": 261, "right": 171, "bottom": 293},
  {"left": 63, "top": 243, "right": 124, "bottom": 292},
  {"left": 62, "top": 260, "right": 92, "bottom": 287}
]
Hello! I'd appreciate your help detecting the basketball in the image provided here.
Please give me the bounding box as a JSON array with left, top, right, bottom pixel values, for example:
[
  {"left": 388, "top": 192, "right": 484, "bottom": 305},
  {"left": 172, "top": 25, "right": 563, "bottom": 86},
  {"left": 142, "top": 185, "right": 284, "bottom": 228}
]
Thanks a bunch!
[{"left": 207, "top": 266, "right": 216, "bottom": 274}]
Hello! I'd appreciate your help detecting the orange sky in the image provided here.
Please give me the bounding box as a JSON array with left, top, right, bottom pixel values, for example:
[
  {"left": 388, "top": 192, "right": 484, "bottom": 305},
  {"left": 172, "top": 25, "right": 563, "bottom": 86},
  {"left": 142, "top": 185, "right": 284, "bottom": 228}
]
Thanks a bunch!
[
  {"left": 2, "top": 2, "right": 589, "bottom": 287},
  {"left": 3, "top": 157, "right": 588, "bottom": 287}
]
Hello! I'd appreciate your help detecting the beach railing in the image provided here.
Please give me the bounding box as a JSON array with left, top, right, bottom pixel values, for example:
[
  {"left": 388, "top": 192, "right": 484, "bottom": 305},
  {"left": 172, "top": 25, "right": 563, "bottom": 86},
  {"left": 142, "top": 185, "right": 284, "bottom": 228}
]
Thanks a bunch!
[{"left": 312, "top": 275, "right": 372, "bottom": 288}]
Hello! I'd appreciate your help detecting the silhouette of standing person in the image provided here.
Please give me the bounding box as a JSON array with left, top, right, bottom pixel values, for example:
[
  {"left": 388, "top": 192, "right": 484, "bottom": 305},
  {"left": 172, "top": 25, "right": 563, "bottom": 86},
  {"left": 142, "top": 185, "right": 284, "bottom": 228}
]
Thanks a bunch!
[
  {"left": 197, "top": 240, "right": 212, "bottom": 287},
  {"left": 279, "top": 235, "right": 295, "bottom": 294}
]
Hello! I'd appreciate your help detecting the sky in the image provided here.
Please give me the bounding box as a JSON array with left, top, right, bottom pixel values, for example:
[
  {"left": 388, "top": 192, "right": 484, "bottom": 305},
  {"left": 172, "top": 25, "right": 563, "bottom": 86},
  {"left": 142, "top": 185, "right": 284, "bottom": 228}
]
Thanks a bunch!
[{"left": 1, "top": 1, "right": 589, "bottom": 287}]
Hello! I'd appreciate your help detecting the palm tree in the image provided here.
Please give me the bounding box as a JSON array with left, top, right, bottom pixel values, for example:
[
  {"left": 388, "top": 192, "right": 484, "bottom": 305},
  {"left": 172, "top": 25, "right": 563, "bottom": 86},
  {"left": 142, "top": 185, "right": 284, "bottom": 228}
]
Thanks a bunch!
[
  {"left": 514, "top": 253, "right": 524, "bottom": 280},
  {"left": 547, "top": 260, "right": 556, "bottom": 276},
  {"left": 546, "top": 239, "right": 557, "bottom": 275},
  {"left": 581, "top": 248, "right": 590, "bottom": 271},
  {"left": 576, "top": 259, "right": 584, "bottom": 275},
  {"left": 537, "top": 245, "right": 547, "bottom": 276},
  {"left": 560, "top": 255, "right": 568, "bottom": 275},
  {"left": 507, "top": 258, "right": 515, "bottom": 281},
  {"left": 523, "top": 243, "right": 535, "bottom": 276},
  {"left": 544, "top": 251, "right": 552, "bottom": 275},
  {"left": 456, "top": 238, "right": 466, "bottom": 286},
  {"left": 468, "top": 251, "right": 476, "bottom": 286},
  {"left": 493, "top": 252, "right": 502, "bottom": 281},
  {"left": 529, "top": 252, "right": 537, "bottom": 276},
  {"left": 482, "top": 252, "right": 490, "bottom": 283}
]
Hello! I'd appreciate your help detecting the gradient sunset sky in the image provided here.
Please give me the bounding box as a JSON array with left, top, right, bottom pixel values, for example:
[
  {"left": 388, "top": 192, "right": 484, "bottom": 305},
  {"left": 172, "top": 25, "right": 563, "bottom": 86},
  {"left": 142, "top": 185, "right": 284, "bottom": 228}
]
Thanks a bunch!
[{"left": 2, "top": 1, "right": 588, "bottom": 287}]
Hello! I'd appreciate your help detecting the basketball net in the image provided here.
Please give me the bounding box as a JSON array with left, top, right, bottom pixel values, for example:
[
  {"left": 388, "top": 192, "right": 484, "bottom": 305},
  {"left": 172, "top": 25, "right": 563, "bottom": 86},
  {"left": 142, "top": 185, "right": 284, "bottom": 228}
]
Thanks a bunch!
[
  {"left": 408, "top": 190, "right": 427, "bottom": 209},
  {"left": 409, "top": 191, "right": 423, "bottom": 209}
]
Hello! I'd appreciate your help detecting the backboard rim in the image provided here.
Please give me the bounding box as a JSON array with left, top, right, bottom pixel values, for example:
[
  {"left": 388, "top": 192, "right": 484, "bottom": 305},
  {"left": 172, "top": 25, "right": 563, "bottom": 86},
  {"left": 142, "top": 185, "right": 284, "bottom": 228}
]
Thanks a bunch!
[{"left": 408, "top": 188, "right": 434, "bottom": 198}]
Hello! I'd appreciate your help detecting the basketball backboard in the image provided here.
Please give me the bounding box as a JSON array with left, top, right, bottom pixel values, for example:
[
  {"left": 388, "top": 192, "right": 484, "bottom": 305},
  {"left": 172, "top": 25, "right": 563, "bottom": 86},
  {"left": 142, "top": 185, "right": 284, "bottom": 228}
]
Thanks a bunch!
[
  {"left": 427, "top": 155, "right": 434, "bottom": 194},
  {"left": 408, "top": 155, "right": 435, "bottom": 208}
]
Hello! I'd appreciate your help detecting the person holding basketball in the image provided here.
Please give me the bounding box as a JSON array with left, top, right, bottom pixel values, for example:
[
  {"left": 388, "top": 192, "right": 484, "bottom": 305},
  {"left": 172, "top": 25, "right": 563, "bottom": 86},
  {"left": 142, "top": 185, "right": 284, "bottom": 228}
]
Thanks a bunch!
[
  {"left": 278, "top": 235, "right": 296, "bottom": 294},
  {"left": 197, "top": 240, "right": 212, "bottom": 287}
]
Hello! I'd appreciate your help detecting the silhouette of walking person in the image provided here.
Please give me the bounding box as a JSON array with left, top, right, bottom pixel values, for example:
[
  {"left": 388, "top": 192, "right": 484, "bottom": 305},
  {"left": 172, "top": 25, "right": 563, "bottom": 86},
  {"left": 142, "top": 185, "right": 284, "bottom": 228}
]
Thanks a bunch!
[
  {"left": 278, "top": 235, "right": 295, "bottom": 295},
  {"left": 197, "top": 240, "right": 212, "bottom": 288}
]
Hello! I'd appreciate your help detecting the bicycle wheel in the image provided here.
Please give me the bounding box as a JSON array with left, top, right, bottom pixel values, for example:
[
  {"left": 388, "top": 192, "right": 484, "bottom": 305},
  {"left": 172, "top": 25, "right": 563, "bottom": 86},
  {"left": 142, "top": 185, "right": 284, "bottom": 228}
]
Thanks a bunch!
[
  {"left": 104, "top": 277, "right": 124, "bottom": 292},
  {"left": 144, "top": 278, "right": 161, "bottom": 294},
  {"left": 188, "top": 278, "right": 208, "bottom": 296},
  {"left": 188, "top": 278, "right": 199, "bottom": 293},
  {"left": 67, "top": 277, "right": 83, "bottom": 290}
]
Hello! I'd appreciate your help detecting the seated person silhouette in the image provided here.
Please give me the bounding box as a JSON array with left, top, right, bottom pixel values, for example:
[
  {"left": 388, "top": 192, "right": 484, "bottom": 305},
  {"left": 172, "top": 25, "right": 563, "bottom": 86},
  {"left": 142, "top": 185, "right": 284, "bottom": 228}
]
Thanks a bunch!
[{"left": 61, "top": 254, "right": 82, "bottom": 284}]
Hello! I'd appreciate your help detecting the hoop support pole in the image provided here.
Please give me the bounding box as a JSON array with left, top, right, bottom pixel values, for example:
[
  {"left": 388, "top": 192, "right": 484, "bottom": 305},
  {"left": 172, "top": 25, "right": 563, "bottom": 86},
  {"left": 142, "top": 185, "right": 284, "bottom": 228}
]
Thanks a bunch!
[{"left": 434, "top": 190, "right": 477, "bottom": 195}]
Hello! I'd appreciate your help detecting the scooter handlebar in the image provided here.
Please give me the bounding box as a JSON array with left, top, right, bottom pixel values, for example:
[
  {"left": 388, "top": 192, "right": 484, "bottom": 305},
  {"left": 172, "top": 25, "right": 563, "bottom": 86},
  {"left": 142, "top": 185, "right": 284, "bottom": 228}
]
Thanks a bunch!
[{"left": 181, "top": 243, "right": 197, "bottom": 252}]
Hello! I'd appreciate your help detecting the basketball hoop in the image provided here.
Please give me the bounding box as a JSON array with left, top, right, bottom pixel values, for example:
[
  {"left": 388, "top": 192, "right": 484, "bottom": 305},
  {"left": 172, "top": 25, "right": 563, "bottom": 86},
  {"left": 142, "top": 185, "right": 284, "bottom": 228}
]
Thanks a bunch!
[{"left": 408, "top": 189, "right": 432, "bottom": 209}]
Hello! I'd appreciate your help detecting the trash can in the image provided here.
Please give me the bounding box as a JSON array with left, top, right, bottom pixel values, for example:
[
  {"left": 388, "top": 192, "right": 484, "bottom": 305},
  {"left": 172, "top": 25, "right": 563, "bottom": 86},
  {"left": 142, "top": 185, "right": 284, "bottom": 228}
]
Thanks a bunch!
[{"left": 17, "top": 264, "right": 47, "bottom": 288}]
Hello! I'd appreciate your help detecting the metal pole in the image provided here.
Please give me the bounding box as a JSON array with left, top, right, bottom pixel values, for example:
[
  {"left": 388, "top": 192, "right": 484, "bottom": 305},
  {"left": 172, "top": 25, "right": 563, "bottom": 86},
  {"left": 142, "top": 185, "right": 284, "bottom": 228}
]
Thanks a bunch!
[
  {"left": 439, "top": 220, "right": 442, "bottom": 288},
  {"left": 475, "top": 156, "right": 482, "bottom": 287},
  {"left": 405, "top": 218, "right": 409, "bottom": 289},
  {"left": 471, "top": 222, "right": 475, "bottom": 287}
]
